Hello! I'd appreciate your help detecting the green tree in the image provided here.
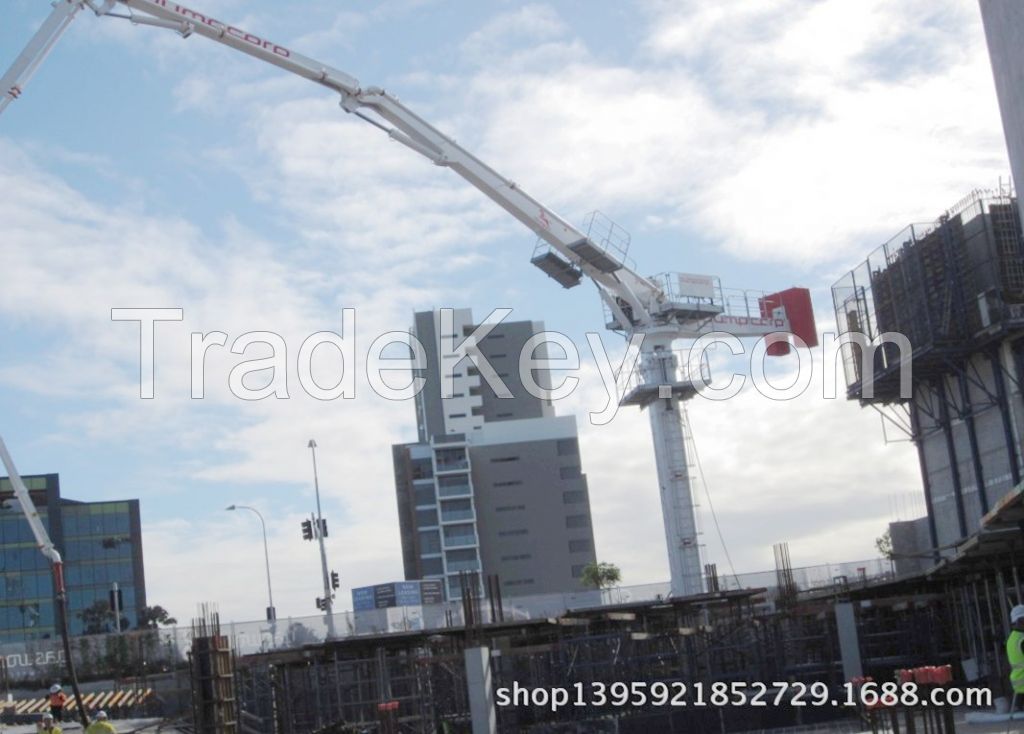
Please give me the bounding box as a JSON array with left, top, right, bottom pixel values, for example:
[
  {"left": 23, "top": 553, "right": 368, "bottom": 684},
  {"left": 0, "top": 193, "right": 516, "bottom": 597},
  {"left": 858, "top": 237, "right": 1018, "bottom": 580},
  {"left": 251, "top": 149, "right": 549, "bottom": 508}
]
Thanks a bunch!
[
  {"left": 137, "top": 605, "right": 178, "bottom": 629},
  {"left": 286, "top": 622, "right": 317, "bottom": 646},
  {"left": 875, "top": 530, "right": 894, "bottom": 560},
  {"left": 78, "top": 599, "right": 115, "bottom": 635},
  {"left": 580, "top": 562, "right": 621, "bottom": 590}
]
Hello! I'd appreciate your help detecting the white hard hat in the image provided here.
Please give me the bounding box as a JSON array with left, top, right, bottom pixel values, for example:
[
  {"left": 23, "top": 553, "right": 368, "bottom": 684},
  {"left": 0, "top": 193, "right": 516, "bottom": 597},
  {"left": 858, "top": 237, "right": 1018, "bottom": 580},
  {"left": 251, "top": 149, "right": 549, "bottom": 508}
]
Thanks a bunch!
[
  {"left": 49, "top": 684, "right": 61, "bottom": 693},
  {"left": 95, "top": 711, "right": 108, "bottom": 720},
  {"left": 1012, "top": 605, "right": 1024, "bottom": 624},
  {"left": 42, "top": 713, "right": 54, "bottom": 721}
]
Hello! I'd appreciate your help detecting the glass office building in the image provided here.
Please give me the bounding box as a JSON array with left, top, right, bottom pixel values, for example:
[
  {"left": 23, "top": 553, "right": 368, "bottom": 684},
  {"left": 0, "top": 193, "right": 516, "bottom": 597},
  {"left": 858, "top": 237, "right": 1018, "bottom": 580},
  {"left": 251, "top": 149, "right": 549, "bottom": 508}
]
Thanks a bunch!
[{"left": 0, "top": 474, "right": 147, "bottom": 644}]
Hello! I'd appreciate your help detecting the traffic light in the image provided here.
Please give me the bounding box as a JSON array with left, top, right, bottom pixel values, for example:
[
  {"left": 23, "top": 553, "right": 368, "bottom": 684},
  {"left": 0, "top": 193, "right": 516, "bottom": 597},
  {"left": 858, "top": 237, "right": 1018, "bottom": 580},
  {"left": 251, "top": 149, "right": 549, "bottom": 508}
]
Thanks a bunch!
[
  {"left": 331, "top": 571, "right": 340, "bottom": 590},
  {"left": 319, "top": 518, "right": 328, "bottom": 538},
  {"left": 301, "top": 519, "right": 313, "bottom": 541},
  {"left": 315, "top": 597, "right": 326, "bottom": 611}
]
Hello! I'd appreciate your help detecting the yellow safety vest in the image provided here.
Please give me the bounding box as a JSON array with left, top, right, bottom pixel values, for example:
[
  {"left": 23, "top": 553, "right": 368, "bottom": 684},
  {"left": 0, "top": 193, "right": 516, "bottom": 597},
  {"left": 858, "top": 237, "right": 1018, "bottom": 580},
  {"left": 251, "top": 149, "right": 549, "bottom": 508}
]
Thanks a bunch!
[
  {"left": 1007, "top": 630, "right": 1024, "bottom": 693},
  {"left": 85, "top": 721, "right": 117, "bottom": 734}
]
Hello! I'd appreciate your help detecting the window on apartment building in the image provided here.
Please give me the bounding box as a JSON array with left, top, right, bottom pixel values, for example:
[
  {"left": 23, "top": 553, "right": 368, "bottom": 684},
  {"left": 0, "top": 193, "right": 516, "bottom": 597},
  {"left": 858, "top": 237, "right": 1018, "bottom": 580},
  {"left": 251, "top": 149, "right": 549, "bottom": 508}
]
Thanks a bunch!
[
  {"left": 472, "top": 407, "right": 483, "bottom": 416},
  {"left": 490, "top": 456, "right": 520, "bottom": 463},
  {"left": 446, "top": 548, "right": 478, "bottom": 563},
  {"left": 496, "top": 412, "right": 514, "bottom": 418},
  {"left": 494, "top": 480, "right": 522, "bottom": 488},
  {"left": 421, "top": 557, "right": 444, "bottom": 575},
  {"left": 557, "top": 438, "right": 579, "bottom": 456},
  {"left": 569, "top": 539, "right": 592, "bottom": 553},
  {"left": 448, "top": 413, "right": 466, "bottom": 419},
  {"left": 490, "top": 353, "right": 507, "bottom": 359},
  {"left": 565, "top": 514, "right": 590, "bottom": 529},
  {"left": 563, "top": 490, "right": 587, "bottom": 504},
  {"left": 559, "top": 465, "right": 582, "bottom": 480},
  {"left": 418, "top": 530, "right": 441, "bottom": 554},
  {"left": 467, "top": 366, "right": 479, "bottom": 376},
  {"left": 499, "top": 529, "right": 528, "bottom": 537},
  {"left": 496, "top": 504, "right": 526, "bottom": 512},
  {"left": 414, "top": 485, "right": 435, "bottom": 506},
  {"left": 416, "top": 508, "right": 438, "bottom": 527},
  {"left": 443, "top": 524, "right": 477, "bottom": 546},
  {"left": 410, "top": 458, "right": 433, "bottom": 480},
  {"left": 501, "top": 553, "right": 533, "bottom": 562}
]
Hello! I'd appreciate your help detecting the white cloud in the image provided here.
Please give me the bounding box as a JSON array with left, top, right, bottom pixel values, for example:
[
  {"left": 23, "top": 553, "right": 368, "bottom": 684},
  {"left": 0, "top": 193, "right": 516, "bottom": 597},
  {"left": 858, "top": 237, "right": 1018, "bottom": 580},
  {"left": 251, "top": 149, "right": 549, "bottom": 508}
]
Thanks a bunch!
[{"left": 460, "top": 5, "right": 570, "bottom": 67}]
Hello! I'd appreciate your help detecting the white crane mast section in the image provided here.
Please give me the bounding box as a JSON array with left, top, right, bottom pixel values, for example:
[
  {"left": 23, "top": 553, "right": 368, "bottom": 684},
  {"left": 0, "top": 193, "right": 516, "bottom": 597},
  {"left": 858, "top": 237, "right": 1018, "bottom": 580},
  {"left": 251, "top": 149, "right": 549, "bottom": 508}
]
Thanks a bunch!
[{"left": 641, "top": 352, "right": 704, "bottom": 597}]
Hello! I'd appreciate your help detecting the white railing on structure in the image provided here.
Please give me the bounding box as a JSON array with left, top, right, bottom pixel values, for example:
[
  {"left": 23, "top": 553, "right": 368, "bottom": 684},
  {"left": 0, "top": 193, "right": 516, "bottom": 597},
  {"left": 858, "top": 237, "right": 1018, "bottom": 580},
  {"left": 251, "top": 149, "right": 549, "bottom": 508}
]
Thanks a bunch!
[{"left": 0, "top": 559, "right": 894, "bottom": 682}]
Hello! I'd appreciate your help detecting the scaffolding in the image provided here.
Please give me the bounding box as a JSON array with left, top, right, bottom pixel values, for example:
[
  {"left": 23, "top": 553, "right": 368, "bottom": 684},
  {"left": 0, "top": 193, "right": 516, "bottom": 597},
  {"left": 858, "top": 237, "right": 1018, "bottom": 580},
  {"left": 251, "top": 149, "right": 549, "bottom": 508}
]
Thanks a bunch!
[
  {"left": 190, "top": 605, "right": 238, "bottom": 734},
  {"left": 831, "top": 190, "right": 1024, "bottom": 403}
]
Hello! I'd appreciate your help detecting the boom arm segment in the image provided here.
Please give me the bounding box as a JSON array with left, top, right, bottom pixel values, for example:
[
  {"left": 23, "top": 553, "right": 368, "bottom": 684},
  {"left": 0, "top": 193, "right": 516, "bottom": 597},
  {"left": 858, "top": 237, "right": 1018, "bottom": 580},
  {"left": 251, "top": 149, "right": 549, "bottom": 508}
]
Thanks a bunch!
[
  {"left": 0, "top": 0, "right": 667, "bottom": 330},
  {"left": 354, "top": 90, "right": 665, "bottom": 323},
  {"left": 0, "top": 436, "right": 62, "bottom": 566},
  {"left": 0, "top": 1, "right": 83, "bottom": 117}
]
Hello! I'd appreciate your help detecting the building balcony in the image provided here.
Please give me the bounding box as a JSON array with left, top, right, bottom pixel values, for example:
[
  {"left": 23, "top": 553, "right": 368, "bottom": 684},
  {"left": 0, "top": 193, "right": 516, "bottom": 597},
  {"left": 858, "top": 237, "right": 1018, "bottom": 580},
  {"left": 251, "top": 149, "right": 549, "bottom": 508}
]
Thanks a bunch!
[
  {"left": 440, "top": 508, "right": 475, "bottom": 523},
  {"left": 438, "top": 481, "right": 472, "bottom": 498},
  {"left": 442, "top": 533, "right": 478, "bottom": 549},
  {"left": 445, "top": 559, "right": 481, "bottom": 573},
  {"left": 434, "top": 461, "right": 470, "bottom": 474}
]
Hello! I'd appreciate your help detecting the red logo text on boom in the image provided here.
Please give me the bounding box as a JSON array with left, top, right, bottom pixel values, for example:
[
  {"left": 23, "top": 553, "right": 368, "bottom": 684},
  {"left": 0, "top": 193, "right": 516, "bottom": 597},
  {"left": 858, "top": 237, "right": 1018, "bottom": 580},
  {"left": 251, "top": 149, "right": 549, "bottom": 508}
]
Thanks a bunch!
[{"left": 151, "top": 0, "right": 291, "bottom": 58}]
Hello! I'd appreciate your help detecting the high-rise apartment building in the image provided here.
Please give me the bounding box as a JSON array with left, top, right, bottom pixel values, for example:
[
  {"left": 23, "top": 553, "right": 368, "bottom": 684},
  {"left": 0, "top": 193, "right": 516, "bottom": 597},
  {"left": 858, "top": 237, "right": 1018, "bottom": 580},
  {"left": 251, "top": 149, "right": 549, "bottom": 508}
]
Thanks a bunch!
[{"left": 392, "top": 309, "right": 598, "bottom": 599}]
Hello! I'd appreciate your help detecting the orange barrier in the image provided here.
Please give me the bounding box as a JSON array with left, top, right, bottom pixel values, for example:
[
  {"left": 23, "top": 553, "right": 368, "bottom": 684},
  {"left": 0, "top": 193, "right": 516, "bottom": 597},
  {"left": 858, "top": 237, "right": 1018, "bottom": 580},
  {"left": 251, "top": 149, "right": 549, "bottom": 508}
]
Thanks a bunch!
[{"left": 1, "top": 689, "right": 152, "bottom": 717}]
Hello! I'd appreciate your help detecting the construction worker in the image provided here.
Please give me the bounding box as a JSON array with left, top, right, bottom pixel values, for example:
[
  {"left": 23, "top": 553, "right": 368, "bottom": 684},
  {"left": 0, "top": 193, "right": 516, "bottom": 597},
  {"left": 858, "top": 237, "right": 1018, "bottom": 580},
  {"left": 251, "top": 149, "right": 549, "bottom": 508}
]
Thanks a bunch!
[
  {"left": 1008, "top": 605, "right": 1024, "bottom": 706},
  {"left": 85, "top": 711, "right": 117, "bottom": 734},
  {"left": 38, "top": 712, "right": 62, "bottom": 734},
  {"left": 48, "top": 684, "right": 67, "bottom": 722}
]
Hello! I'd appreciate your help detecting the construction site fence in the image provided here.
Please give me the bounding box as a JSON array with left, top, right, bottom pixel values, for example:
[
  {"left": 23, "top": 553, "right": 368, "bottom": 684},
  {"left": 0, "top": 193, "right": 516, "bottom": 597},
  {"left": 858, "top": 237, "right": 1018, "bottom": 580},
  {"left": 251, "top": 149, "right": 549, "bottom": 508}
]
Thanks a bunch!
[{"left": 0, "top": 558, "right": 893, "bottom": 685}]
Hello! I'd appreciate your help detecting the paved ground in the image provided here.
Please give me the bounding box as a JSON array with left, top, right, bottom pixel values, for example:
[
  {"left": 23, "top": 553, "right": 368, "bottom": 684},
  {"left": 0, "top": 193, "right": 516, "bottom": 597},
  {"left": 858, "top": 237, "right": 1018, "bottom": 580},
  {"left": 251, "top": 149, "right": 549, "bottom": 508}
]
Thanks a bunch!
[{"left": 0, "top": 719, "right": 177, "bottom": 734}]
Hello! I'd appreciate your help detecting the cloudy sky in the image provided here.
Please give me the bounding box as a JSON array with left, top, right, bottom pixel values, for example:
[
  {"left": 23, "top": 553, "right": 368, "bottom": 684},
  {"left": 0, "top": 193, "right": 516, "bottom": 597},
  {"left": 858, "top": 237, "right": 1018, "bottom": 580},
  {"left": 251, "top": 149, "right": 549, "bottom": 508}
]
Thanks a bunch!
[{"left": 0, "top": 0, "right": 1011, "bottom": 624}]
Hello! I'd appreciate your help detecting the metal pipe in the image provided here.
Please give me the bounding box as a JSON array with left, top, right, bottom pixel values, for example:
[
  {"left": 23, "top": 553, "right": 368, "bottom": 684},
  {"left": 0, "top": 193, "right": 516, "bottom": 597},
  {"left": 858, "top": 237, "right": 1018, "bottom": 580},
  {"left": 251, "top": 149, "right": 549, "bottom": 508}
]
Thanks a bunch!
[
  {"left": 984, "top": 576, "right": 1004, "bottom": 685},
  {"left": 308, "top": 440, "right": 337, "bottom": 640}
]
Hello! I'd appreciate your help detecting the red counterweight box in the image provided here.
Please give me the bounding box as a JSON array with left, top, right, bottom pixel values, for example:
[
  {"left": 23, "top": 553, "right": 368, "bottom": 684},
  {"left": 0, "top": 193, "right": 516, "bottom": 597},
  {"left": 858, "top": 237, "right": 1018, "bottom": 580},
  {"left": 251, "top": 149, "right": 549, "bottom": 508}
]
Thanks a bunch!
[{"left": 758, "top": 287, "right": 818, "bottom": 356}]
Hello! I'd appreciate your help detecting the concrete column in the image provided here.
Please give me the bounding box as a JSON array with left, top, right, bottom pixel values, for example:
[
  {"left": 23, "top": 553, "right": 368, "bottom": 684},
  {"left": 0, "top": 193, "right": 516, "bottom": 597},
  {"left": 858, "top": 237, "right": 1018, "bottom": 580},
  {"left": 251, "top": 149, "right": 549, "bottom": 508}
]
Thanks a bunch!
[
  {"left": 834, "top": 602, "right": 863, "bottom": 682},
  {"left": 464, "top": 646, "right": 497, "bottom": 734}
]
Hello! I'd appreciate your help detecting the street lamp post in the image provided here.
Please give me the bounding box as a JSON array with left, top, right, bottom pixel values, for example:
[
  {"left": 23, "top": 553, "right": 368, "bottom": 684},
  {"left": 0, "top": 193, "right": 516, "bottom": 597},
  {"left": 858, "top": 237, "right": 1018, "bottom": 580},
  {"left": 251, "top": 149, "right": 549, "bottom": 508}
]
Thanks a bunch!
[
  {"left": 308, "top": 439, "right": 337, "bottom": 639},
  {"left": 225, "top": 504, "right": 276, "bottom": 622}
]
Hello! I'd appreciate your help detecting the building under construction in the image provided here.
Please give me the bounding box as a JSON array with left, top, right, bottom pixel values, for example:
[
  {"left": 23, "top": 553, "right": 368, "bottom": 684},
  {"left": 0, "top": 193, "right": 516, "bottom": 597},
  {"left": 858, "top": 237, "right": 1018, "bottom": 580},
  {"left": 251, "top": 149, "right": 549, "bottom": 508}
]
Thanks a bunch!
[
  {"left": 832, "top": 189, "right": 1024, "bottom": 559},
  {"left": 217, "top": 503, "right": 1023, "bottom": 733}
]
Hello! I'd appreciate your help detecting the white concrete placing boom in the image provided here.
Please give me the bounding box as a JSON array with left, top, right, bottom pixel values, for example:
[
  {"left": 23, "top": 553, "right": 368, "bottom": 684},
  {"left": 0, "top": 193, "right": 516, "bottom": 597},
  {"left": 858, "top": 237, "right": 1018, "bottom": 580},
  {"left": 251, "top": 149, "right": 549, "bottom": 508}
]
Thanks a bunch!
[
  {"left": 0, "top": 436, "right": 63, "bottom": 569},
  {"left": 1, "top": 0, "right": 818, "bottom": 598},
  {"left": 0, "top": 436, "right": 89, "bottom": 724}
]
